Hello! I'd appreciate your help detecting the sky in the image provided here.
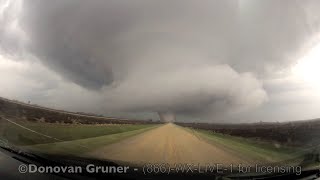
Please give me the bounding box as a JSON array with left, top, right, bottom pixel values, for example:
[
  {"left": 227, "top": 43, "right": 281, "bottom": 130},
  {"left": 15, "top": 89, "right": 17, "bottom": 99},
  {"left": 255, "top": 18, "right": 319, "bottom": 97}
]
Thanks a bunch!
[{"left": 1, "top": 0, "right": 320, "bottom": 123}]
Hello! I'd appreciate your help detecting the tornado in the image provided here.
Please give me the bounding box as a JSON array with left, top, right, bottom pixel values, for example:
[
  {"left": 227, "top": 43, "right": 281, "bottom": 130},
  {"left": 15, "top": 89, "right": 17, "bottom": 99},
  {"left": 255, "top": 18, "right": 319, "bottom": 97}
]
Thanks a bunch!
[{"left": 158, "top": 112, "right": 176, "bottom": 122}]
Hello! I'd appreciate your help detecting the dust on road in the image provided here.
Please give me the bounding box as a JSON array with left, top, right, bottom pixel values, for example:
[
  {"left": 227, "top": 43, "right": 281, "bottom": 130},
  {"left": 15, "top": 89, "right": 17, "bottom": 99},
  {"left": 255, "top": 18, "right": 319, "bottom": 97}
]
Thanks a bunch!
[{"left": 88, "top": 123, "right": 253, "bottom": 166}]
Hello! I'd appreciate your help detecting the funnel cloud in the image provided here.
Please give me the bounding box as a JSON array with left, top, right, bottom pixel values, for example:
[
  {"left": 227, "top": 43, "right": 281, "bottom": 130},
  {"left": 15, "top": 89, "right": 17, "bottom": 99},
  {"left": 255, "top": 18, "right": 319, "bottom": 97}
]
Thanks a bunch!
[{"left": 158, "top": 112, "right": 176, "bottom": 122}]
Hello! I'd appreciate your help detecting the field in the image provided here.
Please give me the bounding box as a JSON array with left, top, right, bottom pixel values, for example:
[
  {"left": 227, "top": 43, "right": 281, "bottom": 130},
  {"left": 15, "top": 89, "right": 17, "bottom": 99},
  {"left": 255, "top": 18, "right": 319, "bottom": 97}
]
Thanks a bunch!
[
  {"left": 0, "top": 97, "right": 161, "bottom": 156},
  {"left": 0, "top": 116, "right": 160, "bottom": 156},
  {"left": 0, "top": 118, "right": 304, "bottom": 165},
  {"left": 176, "top": 121, "right": 320, "bottom": 147},
  {"left": 24, "top": 124, "right": 159, "bottom": 155},
  {"left": 0, "top": 119, "right": 158, "bottom": 146},
  {"left": 187, "top": 128, "right": 303, "bottom": 162},
  {"left": 0, "top": 96, "right": 319, "bottom": 167},
  {"left": 0, "top": 97, "right": 159, "bottom": 124},
  {"left": 174, "top": 122, "right": 320, "bottom": 167}
]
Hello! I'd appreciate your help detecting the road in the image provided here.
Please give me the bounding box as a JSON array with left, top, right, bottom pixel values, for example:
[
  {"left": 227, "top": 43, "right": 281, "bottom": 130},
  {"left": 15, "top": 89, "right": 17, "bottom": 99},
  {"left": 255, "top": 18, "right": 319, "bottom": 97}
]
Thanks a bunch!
[{"left": 88, "top": 123, "right": 255, "bottom": 166}]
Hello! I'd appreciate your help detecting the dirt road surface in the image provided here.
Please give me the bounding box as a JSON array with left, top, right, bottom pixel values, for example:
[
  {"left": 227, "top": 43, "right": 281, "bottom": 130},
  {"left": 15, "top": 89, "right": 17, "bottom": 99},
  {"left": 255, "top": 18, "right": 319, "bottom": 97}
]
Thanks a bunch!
[{"left": 88, "top": 123, "right": 254, "bottom": 166}]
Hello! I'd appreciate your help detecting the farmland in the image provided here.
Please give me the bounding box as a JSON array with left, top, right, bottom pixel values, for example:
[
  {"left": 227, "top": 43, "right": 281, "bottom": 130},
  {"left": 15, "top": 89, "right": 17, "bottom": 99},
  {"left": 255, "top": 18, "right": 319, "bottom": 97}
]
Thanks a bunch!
[
  {"left": 0, "top": 97, "right": 161, "bottom": 154},
  {"left": 0, "top": 96, "right": 319, "bottom": 167},
  {"left": 186, "top": 128, "right": 303, "bottom": 162},
  {"left": 0, "top": 97, "right": 159, "bottom": 125},
  {"left": 0, "top": 119, "right": 159, "bottom": 146},
  {"left": 175, "top": 120, "right": 320, "bottom": 147}
]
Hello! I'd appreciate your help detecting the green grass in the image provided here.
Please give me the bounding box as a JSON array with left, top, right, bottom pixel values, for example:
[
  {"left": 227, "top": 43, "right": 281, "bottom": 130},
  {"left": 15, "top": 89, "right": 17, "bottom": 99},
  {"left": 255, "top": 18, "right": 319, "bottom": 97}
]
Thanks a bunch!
[
  {"left": 0, "top": 120, "right": 159, "bottom": 146},
  {"left": 24, "top": 125, "right": 159, "bottom": 155},
  {"left": 186, "top": 128, "right": 305, "bottom": 163}
]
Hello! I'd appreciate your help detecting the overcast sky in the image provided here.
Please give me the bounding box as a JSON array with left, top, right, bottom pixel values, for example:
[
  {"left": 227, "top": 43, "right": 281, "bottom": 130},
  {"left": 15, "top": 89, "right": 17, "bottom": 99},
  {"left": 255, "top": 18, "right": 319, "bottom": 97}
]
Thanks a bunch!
[{"left": 1, "top": 0, "right": 320, "bottom": 123}]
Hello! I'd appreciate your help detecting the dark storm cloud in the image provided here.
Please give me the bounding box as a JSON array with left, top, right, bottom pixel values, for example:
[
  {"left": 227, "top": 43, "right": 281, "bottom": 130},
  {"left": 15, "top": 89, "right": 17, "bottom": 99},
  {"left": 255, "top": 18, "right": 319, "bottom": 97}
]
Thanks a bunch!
[
  {"left": 18, "top": 0, "right": 320, "bottom": 82},
  {"left": 0, "top": 0, "right": 24, "bottom": 55},
  {"left": 18, "top": 0, "right": 235, "bottom": 88},
  {"left": 1, "top": 0, "right": 320, "bottom": 121}
]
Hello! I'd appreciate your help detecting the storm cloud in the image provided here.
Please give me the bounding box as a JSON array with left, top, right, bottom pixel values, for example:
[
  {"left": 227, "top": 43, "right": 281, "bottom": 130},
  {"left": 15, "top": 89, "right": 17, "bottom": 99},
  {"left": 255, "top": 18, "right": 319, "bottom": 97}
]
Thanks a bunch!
[{"left": 1, "top": 0, "right": 320, "bottom": 122}]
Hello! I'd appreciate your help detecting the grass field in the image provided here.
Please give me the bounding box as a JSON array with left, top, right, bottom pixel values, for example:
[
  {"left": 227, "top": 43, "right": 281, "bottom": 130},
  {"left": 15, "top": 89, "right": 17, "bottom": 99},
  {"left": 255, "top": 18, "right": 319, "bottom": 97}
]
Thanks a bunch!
[
  {"left": 0, "top": 118, "right": 314, "bottom": 165},
  {"left": 25, "top": 125, "right": 159, "bottom": 156},
  {"left": 0, "top": 120, "right": 159, "bottom": 146},
  {"left": 187, "top": 128, "right": 306, "bottom": 163}
]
